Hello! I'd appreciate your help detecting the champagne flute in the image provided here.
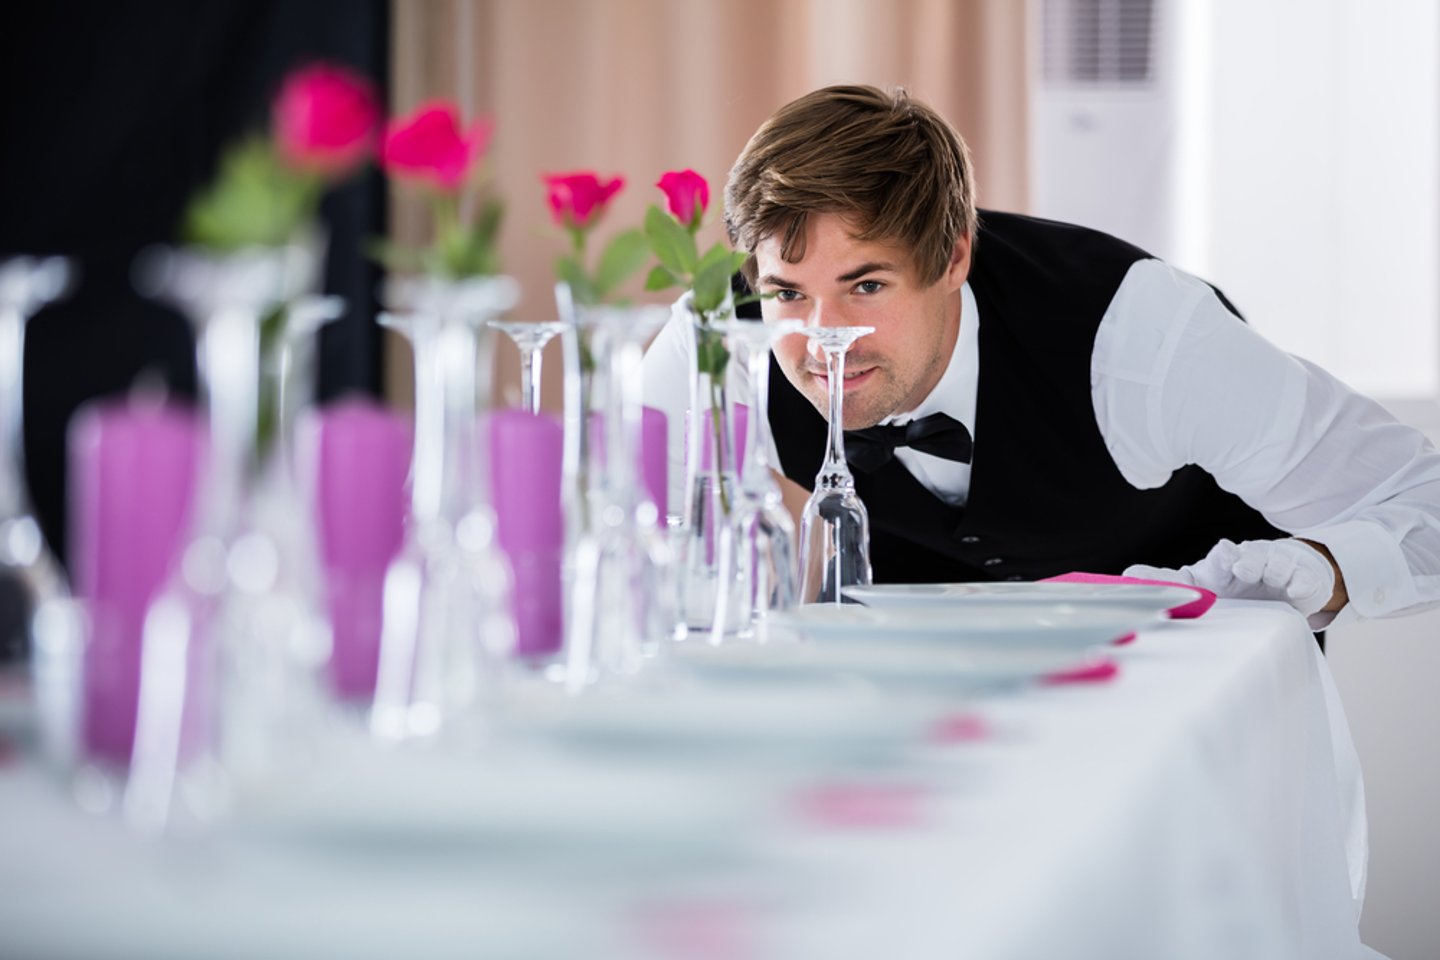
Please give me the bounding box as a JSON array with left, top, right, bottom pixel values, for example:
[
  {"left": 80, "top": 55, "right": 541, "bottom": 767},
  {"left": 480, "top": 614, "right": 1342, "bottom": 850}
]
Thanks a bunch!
[
  {"left": 490, "top": 320, "right": 567, "bottom": 414},
  {"left": 797, "top": 326, "right": 875, "bottom": 604}
]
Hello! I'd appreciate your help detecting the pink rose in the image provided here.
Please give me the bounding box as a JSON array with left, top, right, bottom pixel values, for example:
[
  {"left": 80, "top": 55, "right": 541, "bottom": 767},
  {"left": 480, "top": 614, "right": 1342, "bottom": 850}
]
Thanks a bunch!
[
  {"left": 656, "top": 169, "right": 709, "bottom": 229},
  {"left": 272, "top": 63, "right": 380, "bottom": 177},
  {"left": 381, "top": 101, "right": 492, "bottom": 192},
  {"left": 542, "top": 172, "right": 625, "bottom": 230}
]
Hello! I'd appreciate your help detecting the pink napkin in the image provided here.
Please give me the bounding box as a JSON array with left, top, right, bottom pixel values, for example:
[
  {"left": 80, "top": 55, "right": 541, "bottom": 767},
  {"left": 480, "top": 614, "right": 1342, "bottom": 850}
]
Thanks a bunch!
[
  {"left": 631, "top": 900, "right": 759, "bottom": 960},
  {"left": 790, "top": 782, "right": 930, "bottom": 830},
  {"left": 1040, "top": 571, "right": 1216, "bottom": 619},
  {"left": 1043, "top": 657, "right": 1120, "bottom": 685},
  {"left": 929, "top": 712, "right": 990, "bottom": 744}
]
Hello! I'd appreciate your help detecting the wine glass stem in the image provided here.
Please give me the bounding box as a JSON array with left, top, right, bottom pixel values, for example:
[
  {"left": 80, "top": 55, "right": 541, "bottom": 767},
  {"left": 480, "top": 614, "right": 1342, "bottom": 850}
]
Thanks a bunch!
[
  {"left": 742, "top": 344, "right": 770, "bottom": 485},
  {"left": 410, "top": 320, "right": 478, "bottom": 524},
  {"left": 522, "top": 346, "right": 543, "bottom": 415},
  {"left": 195, "top": 306, "right": 259, "bottom": 533},
  {"left": 410, "top": 320, "right": 446, "bottom": 524},
  {"left": 822, "top": 345, "right": 849, "bottom": 478}
]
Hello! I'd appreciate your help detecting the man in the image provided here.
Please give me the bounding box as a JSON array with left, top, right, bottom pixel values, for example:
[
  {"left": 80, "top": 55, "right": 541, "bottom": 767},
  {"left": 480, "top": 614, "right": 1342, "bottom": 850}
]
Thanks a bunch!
[{"left": 641, "top": 84, "right": 1440, "bottom": 629}]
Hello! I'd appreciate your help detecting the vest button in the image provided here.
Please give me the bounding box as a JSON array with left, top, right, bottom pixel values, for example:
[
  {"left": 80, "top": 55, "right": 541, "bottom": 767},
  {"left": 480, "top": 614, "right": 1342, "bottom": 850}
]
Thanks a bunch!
[
  {"left": 960, "top": 535, "right": 981, "bottom": 544},
  {"left": 982, "top": 557, "right": 1003, "bottom": 567}
]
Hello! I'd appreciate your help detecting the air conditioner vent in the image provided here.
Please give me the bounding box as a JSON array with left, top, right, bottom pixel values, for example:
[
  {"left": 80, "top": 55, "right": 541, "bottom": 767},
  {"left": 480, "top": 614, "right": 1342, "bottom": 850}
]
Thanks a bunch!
[{"left": 1041, "top": 0, "right": 1155, "bottom": 86}]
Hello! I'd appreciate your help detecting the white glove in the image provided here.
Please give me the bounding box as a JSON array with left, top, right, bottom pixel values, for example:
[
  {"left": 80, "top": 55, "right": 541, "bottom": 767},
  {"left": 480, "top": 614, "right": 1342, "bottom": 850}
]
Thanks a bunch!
[{"left": 1125, "top": 538, "right": 1337, "bottom": 618}]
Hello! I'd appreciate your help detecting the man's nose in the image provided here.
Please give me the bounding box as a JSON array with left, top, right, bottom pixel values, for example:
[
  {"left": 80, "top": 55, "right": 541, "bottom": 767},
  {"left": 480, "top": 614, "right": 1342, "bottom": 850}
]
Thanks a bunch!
[
  {"left": 808, "top": 297, "right": 849, "bottom": 329},
  {"left": 806, "top": 299, "right": 847, "bottom": 361}
]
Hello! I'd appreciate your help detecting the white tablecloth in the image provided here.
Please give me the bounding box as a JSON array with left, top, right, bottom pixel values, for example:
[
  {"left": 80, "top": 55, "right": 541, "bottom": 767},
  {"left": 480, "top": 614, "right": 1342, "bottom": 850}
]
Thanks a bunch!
[{"left": 0, "top": 600, "right": 1381, "bottom": 959}]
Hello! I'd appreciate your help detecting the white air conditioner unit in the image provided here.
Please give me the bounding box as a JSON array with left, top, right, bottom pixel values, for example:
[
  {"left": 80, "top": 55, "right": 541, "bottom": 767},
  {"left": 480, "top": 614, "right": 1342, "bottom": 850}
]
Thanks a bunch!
[{"left": 1028, "top": 0, "right": 1191, "bottom": 263}]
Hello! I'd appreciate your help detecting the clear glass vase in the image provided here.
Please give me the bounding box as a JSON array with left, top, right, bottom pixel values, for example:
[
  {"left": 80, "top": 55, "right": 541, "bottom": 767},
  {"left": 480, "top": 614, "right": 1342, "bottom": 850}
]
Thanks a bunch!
[
  {"left": 123, "top": 242, "right": 335, "bottom": 834},
  {"left": 561, "top": 303, "right": 674, "bottom": 690},
  {"left": 370, "top": 274, "right": 518, "bottom": 743},
  {"left": 677, "top": 302, "right": 743, "bottom": 642},
  {"left": 724, "top": 319, "right": 802, "bottom": 639},
  {"left": 0, "top": 257, "right": 83, "bottom": 771}
]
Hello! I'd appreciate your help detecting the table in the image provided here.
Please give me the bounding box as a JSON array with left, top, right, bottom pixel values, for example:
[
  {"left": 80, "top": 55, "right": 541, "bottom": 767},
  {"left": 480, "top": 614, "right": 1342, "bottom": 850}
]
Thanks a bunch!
[{"left": 0, "top": 601, "right": 1381, "bottom": 959}]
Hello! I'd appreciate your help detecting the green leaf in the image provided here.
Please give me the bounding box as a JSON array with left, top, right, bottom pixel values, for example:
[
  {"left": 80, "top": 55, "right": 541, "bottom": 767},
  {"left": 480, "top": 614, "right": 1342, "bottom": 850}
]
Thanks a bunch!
[
  {"left": 692, "top": 253, "right": 737, "bottom": 315},
  {"left": 689, "top": 244, "right": 749, "bottom": 314},
  {"left": 732, "top": 290, "right": 773, "bottom": 308},
  {"left": 451, "top": 198, "right": 507, "bottom": 277},
  {"left": 644, "top": 264, "right": 678, "bottom": 292},
  {"left": 594, "top": 227, "right": 651, "bottom": 296},
  {"left": 644, "top": 204, "right": 698, "bottom": 279},
  {"left": 694, "top": 242, "right": 734, "bottom": 276},
  {"left": 473, "top": 196, "right": 504, "bottom": 250},
  {"left": 366, "top": 237, "right": 428, "bottom": 274},
  {"left": 181, "top": 137, "right": 318, "bottom": 250},
  {"left": 694, "top": 327, "right": 730, "bottom": 378}
]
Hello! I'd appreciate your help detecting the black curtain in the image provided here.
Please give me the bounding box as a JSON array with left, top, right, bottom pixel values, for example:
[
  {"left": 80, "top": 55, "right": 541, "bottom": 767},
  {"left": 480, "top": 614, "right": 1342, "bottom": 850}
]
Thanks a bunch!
[{"left": 0, "top": 1, "right": 390, "bottom": 584}]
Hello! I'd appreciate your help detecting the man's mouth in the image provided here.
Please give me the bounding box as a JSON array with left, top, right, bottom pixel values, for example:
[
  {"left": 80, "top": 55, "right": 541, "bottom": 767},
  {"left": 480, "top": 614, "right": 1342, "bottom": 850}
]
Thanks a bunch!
[{"left": 812, "top": 366, "right": 877, "bottom": 391}]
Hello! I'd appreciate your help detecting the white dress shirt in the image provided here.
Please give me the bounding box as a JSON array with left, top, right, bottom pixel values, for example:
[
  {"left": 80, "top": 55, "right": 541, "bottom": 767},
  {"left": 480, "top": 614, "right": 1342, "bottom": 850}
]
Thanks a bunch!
[{"left": 640, "top": 258, "right": 1440, "bottom": 624}]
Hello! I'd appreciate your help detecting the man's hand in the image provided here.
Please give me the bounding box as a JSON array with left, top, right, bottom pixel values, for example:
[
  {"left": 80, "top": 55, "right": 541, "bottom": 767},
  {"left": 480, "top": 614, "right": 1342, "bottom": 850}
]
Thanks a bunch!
[{"left": 1126, "top": 538, "right": 1348, "bottom": 618}]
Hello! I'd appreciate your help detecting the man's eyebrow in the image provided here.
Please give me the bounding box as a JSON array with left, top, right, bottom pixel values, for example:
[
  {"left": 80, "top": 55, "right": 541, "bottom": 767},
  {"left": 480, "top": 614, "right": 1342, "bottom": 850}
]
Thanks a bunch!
[
  {"left": 759, "top": 261, "right": 898, "bottom": 290},
  {"left": 836, "top": 261, "right": 896, "bottom": 283},
  {"left": 758, "top": 273, "right": 801, "bottom": 290}
]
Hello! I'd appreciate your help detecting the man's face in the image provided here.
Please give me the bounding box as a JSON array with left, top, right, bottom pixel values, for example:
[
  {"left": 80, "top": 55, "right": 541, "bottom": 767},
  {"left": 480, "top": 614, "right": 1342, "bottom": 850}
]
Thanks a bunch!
[{"left": 756, "top": 212, "right": 969, "bottom": 429}]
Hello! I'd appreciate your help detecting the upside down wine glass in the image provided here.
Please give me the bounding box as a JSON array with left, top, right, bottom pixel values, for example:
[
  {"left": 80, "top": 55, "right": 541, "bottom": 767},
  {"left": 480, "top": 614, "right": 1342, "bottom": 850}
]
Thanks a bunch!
[
  {"left": 125, "top": 242, "right": 334, "bottom": 834},
  {"left": 1, "top": 257, "right": 81, "bottom": 770},
  {"left": 724, "top": 319, "right": 802, "bottom": 637},
  {"left": 490, "top": 320, "right": 567, "bottom": 414},
  {"left": 563, "top": 303, "right": 675, "bottom": 691},
  {"left": 370, "top": 275, "right": 519, "bottom": 745},
  {"left": 798, "top": 326, "right": 875, "bottom": 604}
]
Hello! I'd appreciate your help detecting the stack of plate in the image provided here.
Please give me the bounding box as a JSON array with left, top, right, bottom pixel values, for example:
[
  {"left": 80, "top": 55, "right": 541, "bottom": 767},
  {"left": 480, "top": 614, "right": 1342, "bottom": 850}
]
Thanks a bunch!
[
  {"left": 842, "top": 580, "right": 1198, "bottom": 613},
  {"left": 676, "top": 581, "right": 1189, "bottom": 692}
]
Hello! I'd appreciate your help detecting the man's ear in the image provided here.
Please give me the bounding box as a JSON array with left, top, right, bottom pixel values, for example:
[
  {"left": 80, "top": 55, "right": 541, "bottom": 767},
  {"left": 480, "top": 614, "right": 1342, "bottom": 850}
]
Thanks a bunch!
[{"left": 945, "top": 232, "right": 972, "bottom": 291}]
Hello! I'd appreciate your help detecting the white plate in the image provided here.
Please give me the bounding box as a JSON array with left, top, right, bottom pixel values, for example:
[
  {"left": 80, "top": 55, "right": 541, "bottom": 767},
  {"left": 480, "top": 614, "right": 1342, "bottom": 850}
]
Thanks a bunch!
[
  {"left": 237, "top": 747, "right": 760, "bottom": 852},
  {"left": 674, "top": 639, "right": 1086, "bottom": 691},
  {"left": 504, "top": 683, "right": 926, "bottom": 760},
  {"left": 843, "top": 581, "right": 1198, "bottom": 615},
  {"left": 769, "top": 602, "right": 1152, "bottom": 652}
]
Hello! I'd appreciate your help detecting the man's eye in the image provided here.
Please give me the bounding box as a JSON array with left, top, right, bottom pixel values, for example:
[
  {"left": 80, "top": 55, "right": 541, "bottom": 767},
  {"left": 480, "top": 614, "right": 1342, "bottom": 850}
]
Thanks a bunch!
[
  {"left": 855, "top": 280, "right": 884, "bottom": 295},
  {"left": 775, "top": 289, "right": 803, "bottom": 302}
]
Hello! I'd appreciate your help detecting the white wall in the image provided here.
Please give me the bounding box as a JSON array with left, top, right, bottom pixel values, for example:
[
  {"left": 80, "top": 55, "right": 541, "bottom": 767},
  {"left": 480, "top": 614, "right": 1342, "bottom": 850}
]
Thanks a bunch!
[
  {"left": 1203, "top": 0, "right": 1440, "bottom": 400},
  {"left": 1030, "top": 0, "right": 1440, "bottom": 400}
]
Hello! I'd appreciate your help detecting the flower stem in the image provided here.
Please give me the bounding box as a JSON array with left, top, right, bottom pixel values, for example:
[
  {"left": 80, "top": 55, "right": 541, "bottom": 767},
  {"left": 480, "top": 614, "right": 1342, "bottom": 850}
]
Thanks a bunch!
[{"left": 709, "top": 373, "right": 730, "bottom": 515}]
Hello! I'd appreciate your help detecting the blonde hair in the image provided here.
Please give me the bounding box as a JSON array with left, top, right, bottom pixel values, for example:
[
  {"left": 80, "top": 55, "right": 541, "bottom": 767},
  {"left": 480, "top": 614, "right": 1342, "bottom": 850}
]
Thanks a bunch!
[{"left": 725, "top": 84, "right": 977, "bottom": 286}]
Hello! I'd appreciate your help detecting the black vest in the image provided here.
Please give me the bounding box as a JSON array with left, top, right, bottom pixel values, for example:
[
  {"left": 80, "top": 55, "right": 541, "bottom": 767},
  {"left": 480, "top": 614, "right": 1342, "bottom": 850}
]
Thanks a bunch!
[{"left": 763, "top": 211, "right": 1285, "bottom": 583}]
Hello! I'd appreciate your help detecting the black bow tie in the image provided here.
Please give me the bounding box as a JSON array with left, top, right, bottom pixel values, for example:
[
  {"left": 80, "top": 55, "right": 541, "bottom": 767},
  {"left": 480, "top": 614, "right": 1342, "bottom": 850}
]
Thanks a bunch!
[{"left": 844, "top": 412, "right": 973, "bottom": 473}]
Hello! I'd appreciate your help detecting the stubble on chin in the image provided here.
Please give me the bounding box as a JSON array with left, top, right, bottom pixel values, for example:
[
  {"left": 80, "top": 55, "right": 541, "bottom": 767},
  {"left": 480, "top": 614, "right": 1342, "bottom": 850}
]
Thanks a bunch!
[{"left": 792, "top": 370, "right": 896, "bottom": 431}]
